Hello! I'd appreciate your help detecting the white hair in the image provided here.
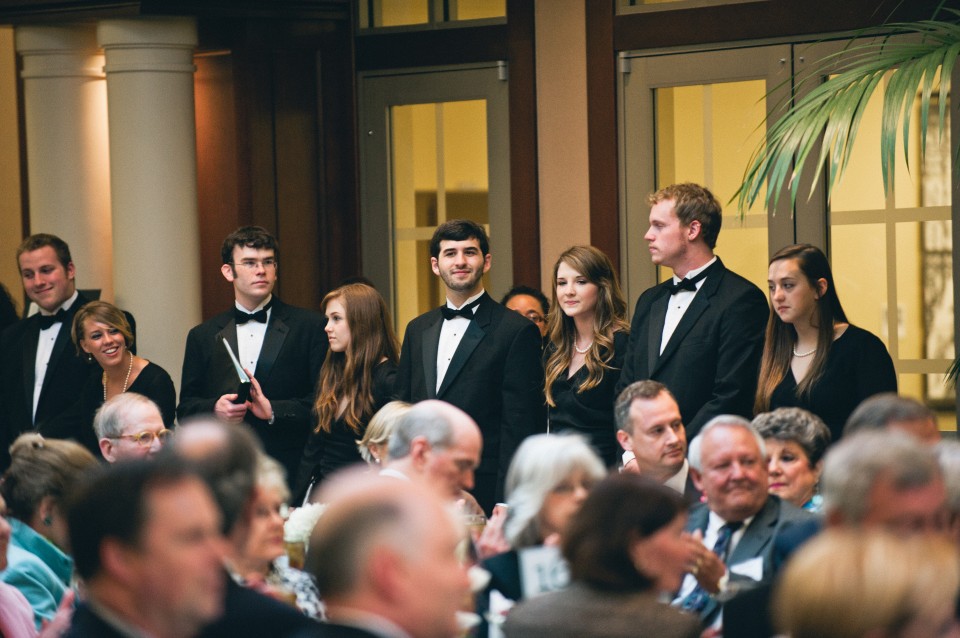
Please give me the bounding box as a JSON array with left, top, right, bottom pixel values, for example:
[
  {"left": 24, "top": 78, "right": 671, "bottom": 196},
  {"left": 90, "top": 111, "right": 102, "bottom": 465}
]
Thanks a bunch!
[{"left": 688, "top": 415, "right": 766, "bottom": 472}]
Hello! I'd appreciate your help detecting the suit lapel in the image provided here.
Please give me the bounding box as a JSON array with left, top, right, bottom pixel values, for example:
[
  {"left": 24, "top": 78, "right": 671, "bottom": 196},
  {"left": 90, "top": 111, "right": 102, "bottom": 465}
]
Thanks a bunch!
[
  {"left": 437, "top": 294, "right": 492, "bottom": 398},
  {"left": 647, "top": 288, "right": 669, "bottom": 373},
  {"left": 729, "top": 497, "right": 777, "bottom": 566},
  {"left": 256, "top": 303, "right": 289, "bottom": 381},
  {"left": 421, "top": 312, "right": 442, "bottom": 399},
  {"left": 36, "top": 293, "right": 88, "bottom": 417},
  {"left": 20, "top": 318, "right": 40, "bottom": 421},
  {"left": 653, "top": 262, "right": 726, "bottom": 374}
]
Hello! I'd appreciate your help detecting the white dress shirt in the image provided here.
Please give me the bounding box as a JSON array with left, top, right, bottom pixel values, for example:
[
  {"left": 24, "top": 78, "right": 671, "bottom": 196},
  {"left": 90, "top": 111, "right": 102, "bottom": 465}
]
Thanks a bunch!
[
  {"left": 673, "top": 509, "right": 753, "bottom": 605},
  {"left": 235, "top": 295, "right": 272, "bottom": 375},
  {"left": 660, "top": 257, "right": 717, "bottom": 354},
  {"left": 436, "top": 290, "right": 484, "bottom": 392},
  {"left": 33, "top": 290, "right": 79, "bottom": 422}
]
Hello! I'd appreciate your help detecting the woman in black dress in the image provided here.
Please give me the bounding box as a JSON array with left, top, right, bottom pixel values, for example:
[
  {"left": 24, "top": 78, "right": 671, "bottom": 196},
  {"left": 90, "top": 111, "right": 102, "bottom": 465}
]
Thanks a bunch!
[
  {"left": 755, "top": 244, "right": 897, "bottom": 441},
  {"left": 70, "top": 300, "right": 176, "bottom": 455},
  {"left": 295, "top": 283, "right": 398, "bottom": 500},
  {"left": 544, "top": 246, "right": 630, "bottom": 466}
]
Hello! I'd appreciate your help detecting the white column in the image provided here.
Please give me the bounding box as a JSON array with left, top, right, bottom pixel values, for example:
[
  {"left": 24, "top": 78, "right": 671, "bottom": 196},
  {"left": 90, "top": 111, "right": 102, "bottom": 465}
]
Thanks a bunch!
[
  {"left": 15, "top": 24, "right": 114, "bottom": 301},
  {"left": 98, "top": 17, "right": 201, "bottom": 391}
]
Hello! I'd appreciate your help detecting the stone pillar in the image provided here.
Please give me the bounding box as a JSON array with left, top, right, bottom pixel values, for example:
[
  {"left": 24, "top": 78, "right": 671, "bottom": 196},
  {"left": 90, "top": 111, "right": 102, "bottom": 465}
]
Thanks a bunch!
[
  {"left": 98, "top": 17, "right": 201, "bottom": 390},
  {"left": 15, "top": 24, "right": 114, "bottom": 301}
]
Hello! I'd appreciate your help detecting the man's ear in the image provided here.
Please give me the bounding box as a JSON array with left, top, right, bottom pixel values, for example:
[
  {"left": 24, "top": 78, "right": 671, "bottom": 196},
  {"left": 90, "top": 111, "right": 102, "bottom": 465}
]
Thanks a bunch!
[
  {"left": 99, "top": 438, "right": 116, "bottom": 463},
  {"left": 410, "top": 437, "right": 431, "bottom": 468},
  {"left": 690, "top": 467, "right": 704, "bottom": 493},
  {"left": 65, "top": 261, "right": 76, "bottom": 281},
  {"left": 685, "top": 220, "right": 702, "bottom": 242},
  {"left": 221, "top": 263, "right": 236, "bottom": 283},
  {"left": 430, "top": 257, "right": 440, "bottom": 277},
  {"left": 616, "top": 430, "right": 633, "bottom": 452},
  {"left": 482, "top": 253, "right": 492, "bottom": 274},
  {"left": 101, "top": 537, "right": 139, "bottom": 586}
]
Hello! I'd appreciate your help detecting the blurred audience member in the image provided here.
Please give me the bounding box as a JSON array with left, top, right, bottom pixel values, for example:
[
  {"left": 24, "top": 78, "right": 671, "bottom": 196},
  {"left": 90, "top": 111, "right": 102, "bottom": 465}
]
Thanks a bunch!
[
  {"left": 481, "top": 433, "right": 606, "bottom": 609},
  {"left": 774, "top": 529, "right": 959, "bottom": 638},
  {"left": 305, "top": 473, "right": 470, "bottom": 638},
  {"left": 504, "top": 474, "right": 700, "bottom": 638},
  {"left": 93, "top": 392, "right": 170, "bottom": 463},
  {"left": 938, "top": 439, "right": 960, "bottom": 545},
  {"left": 0, "top": 495, "right": 35, "bottom": 638},
  {"left": 167, "top": 418, "right": 320, "bottom": 638},
  {"left": 822, "top": 430, "right": 946, "bottom": 533},
  {"left": 383, "top": 400, "right": 482, "bottom": 505},
  {"left": 357, "top": 401, "right": 410, "bottom": 466},
  {"left": 226, "top": 454, "right": 322, "bottom": 619},
  {"left": 0, "top": 434, "right": 97, "bottom": 629},
  {"left": 844, "top": 392, "right": 940, "bottom": 444},
  {"left": 752, "top": 407, "right": 831, "bottom": 511},
  {"left": 63, "top": 459, "right": 224, "bottom": 638}
]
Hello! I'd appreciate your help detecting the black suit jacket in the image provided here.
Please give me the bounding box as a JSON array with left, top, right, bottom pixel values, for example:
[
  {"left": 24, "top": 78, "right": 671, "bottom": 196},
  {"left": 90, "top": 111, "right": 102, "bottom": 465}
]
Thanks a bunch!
[
  {"left": 0, "top": 292, "right": 135, "bottom": 469},
  {"left": 198, "top": 575, "right": 322, "bottom": 638},
  {"left": 63, "top": 603, "right": 129, "bottom": 638},
  {"left": 396, "top": 293, "right": 546, "bottom": 512},
  {"left": 617, "top": 259, "right": 768, "bottom": 438},
  {"left": 178, "top": 297, "right": 327, "bottom": 478},
  {"left": 684, "top": 495, "right": 814, "bottom": 624}
]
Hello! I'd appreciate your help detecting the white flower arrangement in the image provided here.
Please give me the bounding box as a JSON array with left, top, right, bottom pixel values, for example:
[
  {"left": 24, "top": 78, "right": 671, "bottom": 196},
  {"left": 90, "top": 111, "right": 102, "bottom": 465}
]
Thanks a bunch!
[{"left": 284, "top": 503, "right": 326, "bottom": 545}]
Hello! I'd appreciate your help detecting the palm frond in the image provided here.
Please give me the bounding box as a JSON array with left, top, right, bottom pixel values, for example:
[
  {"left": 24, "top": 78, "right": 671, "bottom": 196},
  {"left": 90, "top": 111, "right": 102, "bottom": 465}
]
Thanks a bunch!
[{"left": 734, "top": 14, "right": 960, "bottom": 214}]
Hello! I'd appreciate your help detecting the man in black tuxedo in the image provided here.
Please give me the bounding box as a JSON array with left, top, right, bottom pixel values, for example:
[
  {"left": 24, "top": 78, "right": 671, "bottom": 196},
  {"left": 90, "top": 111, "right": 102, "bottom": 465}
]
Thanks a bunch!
[
  {"left": 177, "top": 226, "right": 326, "bottom": 479},
  {"left": 64, "top": 458, "right": 226, "bottom": 638},
  {"left": 614, "top": 380, "right": 700, "bottom": 505},
  {"left": 306, "top": 471, "right": 471, "bottom": 638},
  {"left": 0, "top": 234, "right": 121, "bottom": 469},
  {"left": 395, "top": 220, "right": 545, "bottom": 513},
  {"left": 616, "top": 183, "right": 768, "bottom": 439}
]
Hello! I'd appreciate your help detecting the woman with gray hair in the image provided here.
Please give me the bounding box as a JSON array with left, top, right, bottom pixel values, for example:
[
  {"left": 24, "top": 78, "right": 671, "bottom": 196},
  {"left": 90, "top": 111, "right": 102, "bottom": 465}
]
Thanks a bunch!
[
  {"left": 752, "top": 407, "right": 831, "bottom": 512},
  {"left": 479, "top": 433, "right": 607, "bottom": 627}
]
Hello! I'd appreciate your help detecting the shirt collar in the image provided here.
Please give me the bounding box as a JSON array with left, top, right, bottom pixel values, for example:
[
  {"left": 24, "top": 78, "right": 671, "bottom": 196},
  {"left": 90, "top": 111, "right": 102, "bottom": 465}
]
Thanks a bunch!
[
  {"left": 663, "top": 460, "right": 689, "bottom": 494},
  {"left": 235, "top": 294, "right": 273, "bottom": 314},
  {"left": 446, "top": 290, "right": 485, "bottom": 310},
  {"left": 673, "top": 256, "right": 717, "bottom": 284},
  {"left": 39, "top": 290, "right": 79, "bottom": 316}
]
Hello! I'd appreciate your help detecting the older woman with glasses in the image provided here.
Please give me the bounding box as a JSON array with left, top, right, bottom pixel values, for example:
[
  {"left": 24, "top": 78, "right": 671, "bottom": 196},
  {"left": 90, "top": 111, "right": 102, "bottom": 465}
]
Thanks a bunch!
[
  {"left": 61, "top": 300, "right": 176, "bottom": 455},
  {"left": 92, "top": 392, "right": 172, "bottom": 462}
]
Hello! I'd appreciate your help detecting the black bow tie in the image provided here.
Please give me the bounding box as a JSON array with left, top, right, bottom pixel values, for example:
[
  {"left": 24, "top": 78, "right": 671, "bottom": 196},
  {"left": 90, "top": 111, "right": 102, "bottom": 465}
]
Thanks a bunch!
[
  {"left": 668, "top": 269, "right": 710, "bottom": 295},
  {"left": 235, "top": 300, "right": 273, "bottom": 325},
  {"left": 440, "top": 298, "right": 482, "bottom": 321},
  {"left": 38, "top": 308, "right": 68, "bottom": 330}
]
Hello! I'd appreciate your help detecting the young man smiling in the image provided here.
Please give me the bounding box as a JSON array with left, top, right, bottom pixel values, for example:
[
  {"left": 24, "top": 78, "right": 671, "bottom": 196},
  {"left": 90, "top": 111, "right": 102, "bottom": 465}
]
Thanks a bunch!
[{"left": 396, "top": 220, "right": 545, "bottom": 513}]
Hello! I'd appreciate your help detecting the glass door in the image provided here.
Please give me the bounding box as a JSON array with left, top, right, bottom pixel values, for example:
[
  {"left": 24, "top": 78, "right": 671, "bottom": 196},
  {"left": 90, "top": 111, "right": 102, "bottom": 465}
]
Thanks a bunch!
[{"left": 359, "top": 64, "right": 510, "bottom": 333}]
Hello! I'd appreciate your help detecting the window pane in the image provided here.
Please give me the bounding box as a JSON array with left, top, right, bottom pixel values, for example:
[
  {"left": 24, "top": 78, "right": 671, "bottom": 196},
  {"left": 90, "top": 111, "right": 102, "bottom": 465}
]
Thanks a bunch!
[
  {"left": 654, "top": 80, "right": 768, "bottom": 288},
  {"left": 453, "top": 0, "right": 506, "bottom": 20}
]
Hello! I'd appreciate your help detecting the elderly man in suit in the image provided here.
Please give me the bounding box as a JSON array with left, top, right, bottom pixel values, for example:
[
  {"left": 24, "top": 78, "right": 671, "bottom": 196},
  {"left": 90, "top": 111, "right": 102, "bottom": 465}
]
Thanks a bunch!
[
  {"left": 616, "top": 183, "right": 768, "bottom": 439},
  {"left": 673, "top": 415, "right": 813, "bottom": 629},
  {"left": 177, "top": 226, "right": 327, "bottom": 479},
  {"left": 0, "top": 234, "right": 135, "bottom": 469},
  {"left": 396, "top": 220, "right": 545, "bottom": 513}
]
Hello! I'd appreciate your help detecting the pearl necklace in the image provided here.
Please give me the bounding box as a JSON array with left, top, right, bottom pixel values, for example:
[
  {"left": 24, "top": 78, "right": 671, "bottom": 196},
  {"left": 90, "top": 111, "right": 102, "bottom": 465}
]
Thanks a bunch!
[
  {"left": 103, "top": 350, "right": 134, "bottom": 402},
  {"left": 792, "top": 346, "right": 816, "bottom": 358},
  {"left": 574, "top": 340, "right": 593, "bottom": 354}
]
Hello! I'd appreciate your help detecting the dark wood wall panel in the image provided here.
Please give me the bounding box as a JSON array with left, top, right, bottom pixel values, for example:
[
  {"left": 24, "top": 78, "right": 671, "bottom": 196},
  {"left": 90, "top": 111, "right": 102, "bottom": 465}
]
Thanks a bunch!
[
  {"left": 506, "top": 0, "right": 539, "bottom": 287},
  {"left": 273, "top": 47, "right": 323, "bottom": 312},
  {"left": 194, "top": 53, "right": 240, "bottom": 319},
  {"left": 585, "top": 0, "right": 618, "bottom": 271}
]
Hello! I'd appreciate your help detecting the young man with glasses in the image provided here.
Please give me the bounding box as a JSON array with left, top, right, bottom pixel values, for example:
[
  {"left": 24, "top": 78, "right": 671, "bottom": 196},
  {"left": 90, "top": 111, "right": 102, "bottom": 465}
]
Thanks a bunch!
[{"left": 177, "top": 226, "right": 327, "bottom": 479}]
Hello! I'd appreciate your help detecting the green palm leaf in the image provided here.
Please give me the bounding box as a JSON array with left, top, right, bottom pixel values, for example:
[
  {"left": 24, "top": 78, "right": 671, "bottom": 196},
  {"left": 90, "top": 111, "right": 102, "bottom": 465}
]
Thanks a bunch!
[{"left": 734, "top": 13, "right": 960, "bottom": 214}]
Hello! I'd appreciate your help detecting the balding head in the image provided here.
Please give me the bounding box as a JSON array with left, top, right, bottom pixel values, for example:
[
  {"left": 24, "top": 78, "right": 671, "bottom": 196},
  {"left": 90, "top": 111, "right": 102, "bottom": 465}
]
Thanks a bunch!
[
  {"left": 386, "top": 400, "right": 482, "bottom": 499},
  {"left": 163, "top": 417, "right": 261, "bottom": 534},
  {"left": 306, "top": 472, "right": 470, "bottom": 638},
  {"left": 844, "top": 394, "right": 939, "bottom": 444}
]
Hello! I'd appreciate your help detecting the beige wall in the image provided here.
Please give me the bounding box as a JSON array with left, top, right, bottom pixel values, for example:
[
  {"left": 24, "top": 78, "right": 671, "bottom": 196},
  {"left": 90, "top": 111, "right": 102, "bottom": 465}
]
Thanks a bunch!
[
  {"left": 535, "top": 0, "right": 590, "bottom": 293},
  {"left": 0, "top": 26, "right": 23, "bottom": 313}
]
